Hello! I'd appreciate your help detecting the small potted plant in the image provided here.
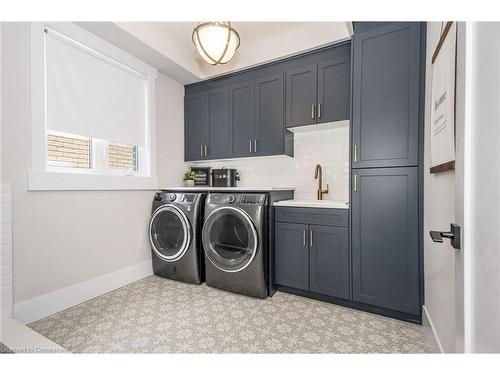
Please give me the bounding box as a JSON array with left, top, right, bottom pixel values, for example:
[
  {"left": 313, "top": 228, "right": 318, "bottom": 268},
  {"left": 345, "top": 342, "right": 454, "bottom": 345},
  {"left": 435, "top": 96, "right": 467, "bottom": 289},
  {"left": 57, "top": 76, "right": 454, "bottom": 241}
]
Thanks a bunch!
[{"left": 183, "top": 170, "right": 197, "bottom": 187}]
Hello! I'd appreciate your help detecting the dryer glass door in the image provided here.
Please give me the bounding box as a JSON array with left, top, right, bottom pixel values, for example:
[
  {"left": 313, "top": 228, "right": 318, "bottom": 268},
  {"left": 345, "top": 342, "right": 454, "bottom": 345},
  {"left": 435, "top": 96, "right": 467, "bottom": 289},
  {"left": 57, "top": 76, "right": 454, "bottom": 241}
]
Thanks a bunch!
[
  {"left": 202, "top": 207, "right": 258, "bottom": 272},
  {"left": 149, "top": 205, "right": 191, "bottom": 261}
]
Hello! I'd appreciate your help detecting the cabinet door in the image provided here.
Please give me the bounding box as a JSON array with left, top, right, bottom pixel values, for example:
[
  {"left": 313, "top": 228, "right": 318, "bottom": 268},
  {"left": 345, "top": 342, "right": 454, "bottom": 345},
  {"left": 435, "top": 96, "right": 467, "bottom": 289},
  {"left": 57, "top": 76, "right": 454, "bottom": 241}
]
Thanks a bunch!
[
  {"left": 309, "top": 225, "right": 349, "bottom": 299},
  {"left": 206, "top": 88, "right": 229, "bottom": 159},
  {"left": 351, "top": 167, "right": 419, "bottom": 314},
  {"left": 228, "top": 81, "right": 255, "bottom": 157},
  {"left": 317, "top": 56, "right": 351, "bottom": 124},
  {"left": 285, "top": 64, "right": 317, "bottom": 128},
  {"left": 274, "top": 222, "right": 309, "bottom": 290},
  {"left": 352, "top": 23, "right": 421, "bottom": 168},
  {"left": 254, "top": 73, "right": 285, "bottom": 156},
  {"left": 184, "top": 93, "right": 206, "bottom": 161}
]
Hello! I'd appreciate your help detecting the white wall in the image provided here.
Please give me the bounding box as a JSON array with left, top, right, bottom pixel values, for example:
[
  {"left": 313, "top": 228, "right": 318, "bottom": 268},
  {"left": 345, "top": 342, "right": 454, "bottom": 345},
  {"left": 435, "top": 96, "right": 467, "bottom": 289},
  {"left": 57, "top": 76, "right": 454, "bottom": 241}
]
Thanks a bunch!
[
  {"left": 189, "top": 124, "right": 350, "bottom": 203},
  {"left": 469, "top": 22, "right": 500, "bottom": 353},
  {"left": 0, "top": 23, "right": 185, "bottom": 319}
]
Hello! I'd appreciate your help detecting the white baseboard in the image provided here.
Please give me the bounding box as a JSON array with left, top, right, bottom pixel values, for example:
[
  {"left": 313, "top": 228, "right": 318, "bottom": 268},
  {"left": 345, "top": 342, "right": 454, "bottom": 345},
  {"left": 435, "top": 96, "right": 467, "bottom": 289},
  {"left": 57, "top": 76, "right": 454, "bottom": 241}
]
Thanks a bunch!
[
  {"left": 14, "top": 260, "right": 153, "bottom": 324},
  {"left": 422, "top": 305, "right": 445, "bottom": 353}
]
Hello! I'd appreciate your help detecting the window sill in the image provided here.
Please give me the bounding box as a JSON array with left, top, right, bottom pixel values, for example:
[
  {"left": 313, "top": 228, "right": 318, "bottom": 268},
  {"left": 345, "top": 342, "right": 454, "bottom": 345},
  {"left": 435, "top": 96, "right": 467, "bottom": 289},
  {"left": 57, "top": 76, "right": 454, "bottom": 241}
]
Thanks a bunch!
[{"left": 28, "top": 170, "right": 158, "bottom": 191}]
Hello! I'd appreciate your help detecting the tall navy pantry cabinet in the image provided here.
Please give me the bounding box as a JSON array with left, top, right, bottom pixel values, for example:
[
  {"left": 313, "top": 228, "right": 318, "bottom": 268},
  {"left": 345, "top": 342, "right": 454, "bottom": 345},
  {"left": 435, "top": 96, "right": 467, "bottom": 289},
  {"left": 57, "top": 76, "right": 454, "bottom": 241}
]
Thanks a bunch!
[{"left": 351, "top": 22, "right": 425, "bottom": 319}]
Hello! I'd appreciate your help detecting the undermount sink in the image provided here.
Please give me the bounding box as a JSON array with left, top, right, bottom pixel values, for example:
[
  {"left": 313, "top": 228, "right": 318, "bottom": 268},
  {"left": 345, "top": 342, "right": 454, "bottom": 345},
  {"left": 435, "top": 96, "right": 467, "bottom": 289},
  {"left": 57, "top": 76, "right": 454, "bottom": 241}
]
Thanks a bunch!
[{"left": 274, "top": 200, "right": 349, "bottom": 209}]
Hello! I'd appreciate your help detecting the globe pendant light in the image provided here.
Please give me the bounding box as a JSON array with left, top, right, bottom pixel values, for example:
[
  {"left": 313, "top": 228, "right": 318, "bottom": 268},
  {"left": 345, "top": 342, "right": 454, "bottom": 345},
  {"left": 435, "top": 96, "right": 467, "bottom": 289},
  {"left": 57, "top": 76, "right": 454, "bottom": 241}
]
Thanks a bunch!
[{"left": 192, "top": 21, "right": 240, "bottom": 65}]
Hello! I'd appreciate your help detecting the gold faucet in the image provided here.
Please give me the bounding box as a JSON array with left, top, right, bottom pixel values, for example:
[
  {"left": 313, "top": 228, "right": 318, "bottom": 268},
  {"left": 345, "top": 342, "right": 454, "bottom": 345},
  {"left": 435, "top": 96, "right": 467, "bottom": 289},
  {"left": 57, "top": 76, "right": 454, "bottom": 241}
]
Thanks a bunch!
[{"left": 314, "top": 164, "right": 329, "bottom": 200}]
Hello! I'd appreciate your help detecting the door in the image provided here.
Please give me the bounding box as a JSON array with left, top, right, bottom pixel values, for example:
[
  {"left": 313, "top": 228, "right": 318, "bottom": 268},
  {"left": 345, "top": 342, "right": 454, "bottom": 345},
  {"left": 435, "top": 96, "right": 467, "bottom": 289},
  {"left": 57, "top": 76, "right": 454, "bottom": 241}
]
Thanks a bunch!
[
  {"left": 423, "top": 22, "right": 470, "bottom": 353},
  {"left": 309, "top": 225, "right": 349, "bottom": 299},
  {"left": 254, "top": 73, "right": 285, "bottom": 156},
  {"left": 228, "top": 81, "right": 255, "bottom": 157},
  {"left": 149, "top": 205, "right": 192, "bottom": 261},
  {"left": 352, "top": 22, "right": 421, "bottom": 168},
  {"left": 285, "top": 64, "right": 317, "bottom": 128},
  {"left": 202, "top": 206, "right": 258, "bottom": 272},
  {"left": 206, "top": 88, "right": 229, "bottom": 159},
  {"left": 351, "top": 167, "right": 419, "bottom": 314},
  {"left": 274, "top": 222, "right": 309, "bottom": 290},
  {"left": 317, "top": 56, "right": 351, "bottom": 123},
  {"left": 184, "top": 93, "right": 206, "bottom": 161}
]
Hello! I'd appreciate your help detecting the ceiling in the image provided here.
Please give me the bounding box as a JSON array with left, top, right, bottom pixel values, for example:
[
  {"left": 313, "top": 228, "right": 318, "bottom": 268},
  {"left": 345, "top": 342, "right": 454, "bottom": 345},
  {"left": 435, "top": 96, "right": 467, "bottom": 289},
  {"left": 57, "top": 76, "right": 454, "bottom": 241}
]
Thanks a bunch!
[
  {"left": 80, "top": 22, "right": 352, "bottom": 83},
  {"left": 156, "top": 22, "right": 337, "bottom": 47}
]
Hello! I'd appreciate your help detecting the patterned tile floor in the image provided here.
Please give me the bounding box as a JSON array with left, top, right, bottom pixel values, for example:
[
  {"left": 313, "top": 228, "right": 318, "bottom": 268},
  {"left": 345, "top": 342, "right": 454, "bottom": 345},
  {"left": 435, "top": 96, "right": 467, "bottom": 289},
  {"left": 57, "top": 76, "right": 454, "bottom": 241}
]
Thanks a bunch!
[{"left": 29, "top": 276, "right": 431, "bottom": 353}]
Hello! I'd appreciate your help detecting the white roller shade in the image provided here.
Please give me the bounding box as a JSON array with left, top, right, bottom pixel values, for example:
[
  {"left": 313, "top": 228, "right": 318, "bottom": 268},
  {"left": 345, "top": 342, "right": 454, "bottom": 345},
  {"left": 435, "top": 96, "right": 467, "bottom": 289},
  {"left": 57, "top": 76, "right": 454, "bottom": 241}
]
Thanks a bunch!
[{"left": 45, "top": 29, "right": 147, "bottom": 146}]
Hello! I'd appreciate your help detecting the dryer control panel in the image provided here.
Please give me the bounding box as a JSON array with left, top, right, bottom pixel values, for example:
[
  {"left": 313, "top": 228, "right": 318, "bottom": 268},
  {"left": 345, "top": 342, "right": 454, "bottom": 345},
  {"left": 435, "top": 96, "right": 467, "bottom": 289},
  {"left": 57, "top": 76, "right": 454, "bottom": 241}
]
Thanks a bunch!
[{"left": 207, "top": 193, "right": 266, "bottom": 206}]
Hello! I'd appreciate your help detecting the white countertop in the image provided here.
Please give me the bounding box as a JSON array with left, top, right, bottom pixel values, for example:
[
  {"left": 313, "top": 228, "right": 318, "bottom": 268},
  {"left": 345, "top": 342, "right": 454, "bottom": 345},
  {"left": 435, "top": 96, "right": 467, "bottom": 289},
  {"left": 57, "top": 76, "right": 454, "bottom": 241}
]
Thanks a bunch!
[
  {"left": 274, "top": 199, "right": 349, "bottom": 209},
  {"left": 162, "top": 186, "right": 296, "bottom": 192}
]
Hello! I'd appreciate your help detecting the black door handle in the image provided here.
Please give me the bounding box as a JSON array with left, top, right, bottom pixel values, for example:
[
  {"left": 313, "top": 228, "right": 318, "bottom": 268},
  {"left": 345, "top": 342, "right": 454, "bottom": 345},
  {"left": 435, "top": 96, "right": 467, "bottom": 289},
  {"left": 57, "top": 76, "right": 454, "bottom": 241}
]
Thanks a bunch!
[{"left": 429, "top": 223, "right": 461, "bottom": 250}]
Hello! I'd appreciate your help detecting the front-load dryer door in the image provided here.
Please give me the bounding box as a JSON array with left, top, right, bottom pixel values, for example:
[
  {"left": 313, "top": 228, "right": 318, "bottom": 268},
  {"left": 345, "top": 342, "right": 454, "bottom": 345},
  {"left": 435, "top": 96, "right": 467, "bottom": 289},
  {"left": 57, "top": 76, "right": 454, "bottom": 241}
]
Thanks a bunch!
[
  {"left": 149, "top": 205, "right": 192, "bottom": 262},
  {"left": 202, "top": 207, "right": 258, "bottom": 273}
]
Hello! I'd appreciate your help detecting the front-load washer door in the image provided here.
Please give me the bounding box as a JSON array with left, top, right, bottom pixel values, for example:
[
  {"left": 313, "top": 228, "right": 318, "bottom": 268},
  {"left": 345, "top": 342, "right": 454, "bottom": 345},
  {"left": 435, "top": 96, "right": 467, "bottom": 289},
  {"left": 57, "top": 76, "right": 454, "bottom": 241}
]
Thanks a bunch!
[
  {"left": 202, "top": 207, "right": 258, "bottom": 273},
  {"left": 149, "top": 205, "right": 192, "bottom": 262}
]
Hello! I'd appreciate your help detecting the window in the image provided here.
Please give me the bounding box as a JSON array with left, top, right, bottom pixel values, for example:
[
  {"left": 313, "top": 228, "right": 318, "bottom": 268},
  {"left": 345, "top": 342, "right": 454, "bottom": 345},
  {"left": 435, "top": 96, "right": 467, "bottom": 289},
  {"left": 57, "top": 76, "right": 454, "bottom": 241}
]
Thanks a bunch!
[
  {"left": 108, "top": 143, "right": 137, "bottom": 172},
  {"left": 47, "top": 131, "right": 91, "bottom": 169},
  {"left": 29, "top": 22, "right": 158, "bottom": 190}
]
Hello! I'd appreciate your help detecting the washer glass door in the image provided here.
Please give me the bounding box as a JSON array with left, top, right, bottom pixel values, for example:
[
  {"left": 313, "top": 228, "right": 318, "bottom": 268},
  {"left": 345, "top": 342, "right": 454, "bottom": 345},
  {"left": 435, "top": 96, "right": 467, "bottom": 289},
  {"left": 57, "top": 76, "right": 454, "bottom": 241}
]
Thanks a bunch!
[
  {"left": 149, "top": 205, "right": 191, "bottom": 261},
  {"left": 202, "top": 207, "right": 258, "bottom": 272}
]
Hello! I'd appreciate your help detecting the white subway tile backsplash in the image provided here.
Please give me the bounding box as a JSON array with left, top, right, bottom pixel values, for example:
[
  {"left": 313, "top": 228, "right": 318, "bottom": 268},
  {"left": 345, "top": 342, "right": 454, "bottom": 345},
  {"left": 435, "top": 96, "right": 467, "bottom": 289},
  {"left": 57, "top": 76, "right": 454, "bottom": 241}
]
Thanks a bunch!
[
  {"left": 1, "top": 183, "right": 13, "bottom": 318},
  {"left": 191, "top": 126, "right": 350, "bottom": 203}
]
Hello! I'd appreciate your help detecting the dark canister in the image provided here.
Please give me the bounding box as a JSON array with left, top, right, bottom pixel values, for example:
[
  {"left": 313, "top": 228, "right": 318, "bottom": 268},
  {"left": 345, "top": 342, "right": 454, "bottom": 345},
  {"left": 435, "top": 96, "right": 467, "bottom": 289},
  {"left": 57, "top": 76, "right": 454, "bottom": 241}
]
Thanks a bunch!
[{"left": 211, "top": 168, "right": 240, "bottom": 187}]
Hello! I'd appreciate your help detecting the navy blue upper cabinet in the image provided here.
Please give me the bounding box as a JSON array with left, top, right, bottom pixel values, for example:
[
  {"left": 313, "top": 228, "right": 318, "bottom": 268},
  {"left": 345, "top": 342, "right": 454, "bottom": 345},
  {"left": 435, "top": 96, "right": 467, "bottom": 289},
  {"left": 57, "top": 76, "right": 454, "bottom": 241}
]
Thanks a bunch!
[
  {"left": 285, "top": 56, "right": 351, "bottom": 128},
  {"left": 185, "top": 88, "right": 229, "bottom": 161},
  {"left": 184, "top": 93, "right": 206, "bottom": 161},
  {"left": 285, "top": 65, "right": 318, "bottom": 127},
  {"left": 317, "top": 57, "right": 351, "bottom": 124},
  {"left": 228, "top": 81, "right": 255, "bottom": 157},
  {"left": 206, "top": 88, "right": 229, "bottom": 159},
  {"left": 352, "top": 22, "right": 421, "bottom": 168},
  {"left": 254, "top": 73, "right": 287, "bottom": 156},
  {"left": 184, "top": 42, "right": 350, "bottom": 161},
  {"left": 351, "top": 167, "right": 420, "bottom": 315}
]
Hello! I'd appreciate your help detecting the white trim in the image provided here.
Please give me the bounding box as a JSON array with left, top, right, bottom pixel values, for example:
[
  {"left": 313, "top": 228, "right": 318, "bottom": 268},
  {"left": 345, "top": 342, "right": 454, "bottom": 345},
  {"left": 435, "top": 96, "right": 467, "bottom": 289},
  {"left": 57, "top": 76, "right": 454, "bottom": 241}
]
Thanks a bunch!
[
  {"left": 462, "top": 21, "right": 473, "bottom": 354},
  {"left": 29, "top": 22, "right": 158, "bottom": 191},
  {"left": 422, "top": 305, "right": 445, "bottom": 353},
  {"left": 13, "top": 260, "right": 153, "bottom": 324}
]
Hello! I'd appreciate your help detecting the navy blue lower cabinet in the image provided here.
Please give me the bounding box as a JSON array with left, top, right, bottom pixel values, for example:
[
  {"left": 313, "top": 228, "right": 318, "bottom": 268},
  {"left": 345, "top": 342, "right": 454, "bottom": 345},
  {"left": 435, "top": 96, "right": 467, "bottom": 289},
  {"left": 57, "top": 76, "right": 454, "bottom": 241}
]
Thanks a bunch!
[
  {"left": 309, "top": 225, "right": 349, "bottom": 299},
  {"left": 274, "top": 222, "right": 309, "bottom": 290},
  {"left": 274, "top": 209, "right": 350, "bottom": 300},
  {"left": 351, "top": 167, "right": 420, "bottom": 315}
]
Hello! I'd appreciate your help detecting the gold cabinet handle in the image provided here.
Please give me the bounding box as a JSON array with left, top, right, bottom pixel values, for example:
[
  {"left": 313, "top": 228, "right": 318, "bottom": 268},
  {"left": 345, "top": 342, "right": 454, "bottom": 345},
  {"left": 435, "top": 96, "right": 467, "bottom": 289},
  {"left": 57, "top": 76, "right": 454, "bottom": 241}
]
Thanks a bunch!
[
  {"left": 311, "top": 104, "right": 315, "bottom": 119},
  {"left": 318, "top": 103, "right": 322, "bottom": 118}
]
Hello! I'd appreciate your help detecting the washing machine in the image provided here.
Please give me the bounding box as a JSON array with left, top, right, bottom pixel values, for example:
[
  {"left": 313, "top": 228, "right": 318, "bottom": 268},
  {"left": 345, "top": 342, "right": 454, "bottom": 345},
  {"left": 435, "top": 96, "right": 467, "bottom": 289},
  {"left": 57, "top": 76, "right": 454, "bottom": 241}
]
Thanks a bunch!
[
  {"left": 202, "top": 192, "right": 268, "bottom": 298},
  {"left": 149, "top": 191, "right": 205, "bottom": 284}
]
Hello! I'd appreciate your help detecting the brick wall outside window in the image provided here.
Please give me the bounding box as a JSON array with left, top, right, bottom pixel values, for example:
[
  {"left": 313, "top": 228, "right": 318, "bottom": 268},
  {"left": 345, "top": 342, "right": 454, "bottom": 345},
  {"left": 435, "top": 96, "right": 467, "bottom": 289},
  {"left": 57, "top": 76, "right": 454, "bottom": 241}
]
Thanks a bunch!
[
  {"left": 108, "top": 143, "right": 136, "bottom": 170},
  {"left": 47, "top": 133, "right": 90, "bottom": 168}
]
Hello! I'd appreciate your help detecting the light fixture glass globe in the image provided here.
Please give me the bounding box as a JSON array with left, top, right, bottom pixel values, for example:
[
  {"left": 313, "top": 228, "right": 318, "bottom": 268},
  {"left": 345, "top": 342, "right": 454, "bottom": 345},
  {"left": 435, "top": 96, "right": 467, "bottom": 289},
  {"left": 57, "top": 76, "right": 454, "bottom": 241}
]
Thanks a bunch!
[{"left": 192, "top": 22, "right": 240, "bottom": 65}]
